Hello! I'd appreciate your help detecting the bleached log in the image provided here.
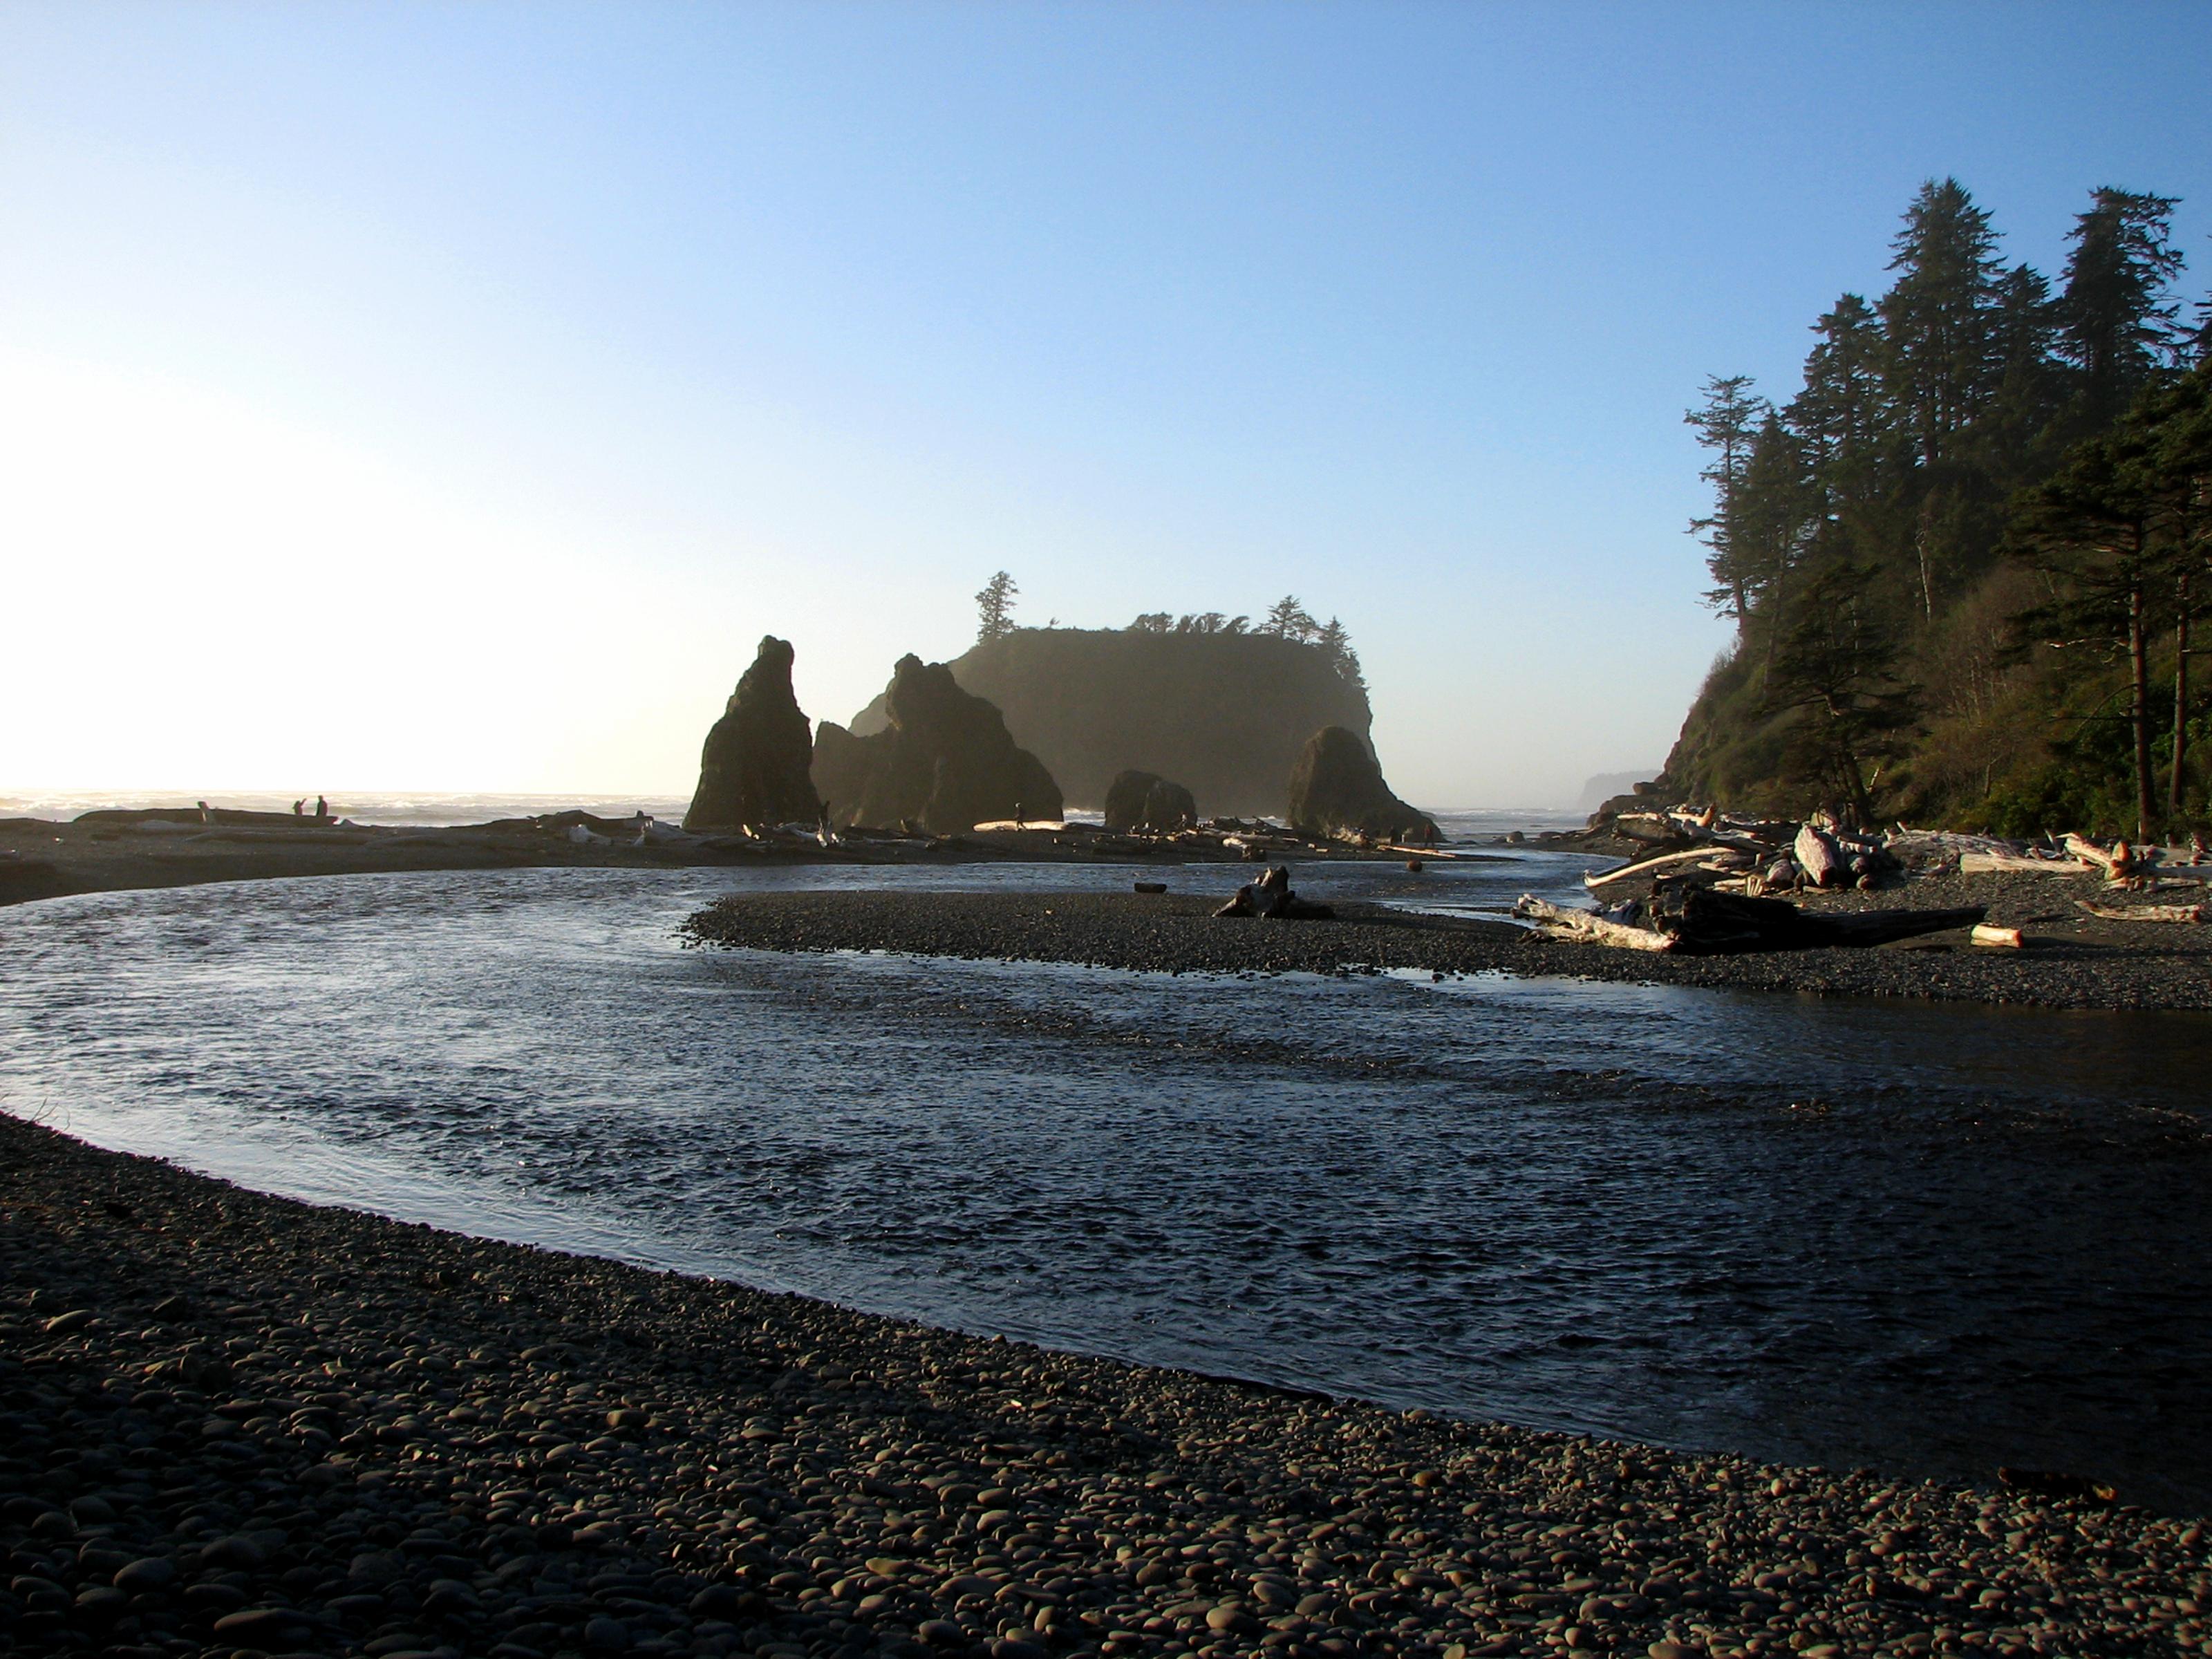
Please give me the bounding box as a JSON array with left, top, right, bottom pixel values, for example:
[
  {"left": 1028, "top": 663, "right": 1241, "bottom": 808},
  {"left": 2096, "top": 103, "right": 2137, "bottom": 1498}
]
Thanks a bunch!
[
  {"left": 2074, "top": 899, "right": 2208, "bottom": 924},
  {"left": 1583, "top": 847, "right": 1745, "bottom": 892},
  {"left": 1970, "top": 924, "right": 2025, "bottom": 948},
  {"left": 1514, "top": 894, "right": 1676, "bottom": 952},
  {"left": 1665, "top": 811, "right": 1777, "bottom": 854},
  {"left": 1794, "top": 823, "right": 1844, "bottom": 888},
  {"left": 2063, "top": 833, "right": 2145, "bottom": 883},
  {"left": 1959, "top": 851, "right": 2094, "bottom": 876}
]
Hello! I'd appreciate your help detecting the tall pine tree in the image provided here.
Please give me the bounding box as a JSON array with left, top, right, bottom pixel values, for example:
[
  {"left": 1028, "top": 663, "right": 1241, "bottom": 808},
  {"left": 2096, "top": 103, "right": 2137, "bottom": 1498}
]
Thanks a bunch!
[
  {"left": 1685, "top": 373, "right": 1769, "bottom": 624},
  {"left": 2056, "top": 187, "right": 2186, "bottom": 434}
]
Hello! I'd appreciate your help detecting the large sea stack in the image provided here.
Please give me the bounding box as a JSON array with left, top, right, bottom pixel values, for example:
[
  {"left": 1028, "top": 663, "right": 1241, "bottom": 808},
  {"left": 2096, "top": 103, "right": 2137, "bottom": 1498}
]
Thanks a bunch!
[
  {"left": 814, "top": 655, "right": 1062, "bottom": 833},
  {"left": 683, "top": 636, "right": 821, "bottom": 832},
  {"left": 847, "top": 627, "right": 1371, "bottom": 816},
  {"left": 1286, "top": 726, "right": 1438, "bottom": 842}
]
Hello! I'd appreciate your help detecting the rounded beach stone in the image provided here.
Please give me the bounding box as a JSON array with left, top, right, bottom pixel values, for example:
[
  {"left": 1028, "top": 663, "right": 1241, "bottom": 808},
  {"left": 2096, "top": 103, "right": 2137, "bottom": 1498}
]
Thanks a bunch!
[{"left": 113, "top": 1556, "right": 178, "bottom": 1593}]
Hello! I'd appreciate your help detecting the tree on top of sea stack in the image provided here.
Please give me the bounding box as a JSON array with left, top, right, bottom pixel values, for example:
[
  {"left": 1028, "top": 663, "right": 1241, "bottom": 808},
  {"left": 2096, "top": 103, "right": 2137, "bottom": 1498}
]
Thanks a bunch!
[
  {"left": 975, "top": 571, "right": 1019, "bottom": 644},
  {"left": 683, "top": 636, "right": 821, "bottom": 833},
  {"left": 1285, "top": 727, "right": 1438, "bottom": 843}
]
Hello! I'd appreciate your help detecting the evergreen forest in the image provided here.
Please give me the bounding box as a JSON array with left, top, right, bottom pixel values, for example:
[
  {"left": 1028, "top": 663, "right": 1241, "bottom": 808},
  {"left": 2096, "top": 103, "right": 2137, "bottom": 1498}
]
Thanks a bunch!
[{"left": 1660, "top": 178, "right": 2212, "bottom": 839}]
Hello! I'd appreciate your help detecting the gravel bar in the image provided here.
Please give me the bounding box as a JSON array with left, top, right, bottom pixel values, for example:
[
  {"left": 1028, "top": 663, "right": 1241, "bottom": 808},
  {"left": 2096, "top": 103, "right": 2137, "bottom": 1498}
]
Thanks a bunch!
[
  {"left": 682, "top": 883, "right": 2212, "bottom": 1011},
  {"left": 4, "top": 1117, "right": 2204, "bottom": 1659}
]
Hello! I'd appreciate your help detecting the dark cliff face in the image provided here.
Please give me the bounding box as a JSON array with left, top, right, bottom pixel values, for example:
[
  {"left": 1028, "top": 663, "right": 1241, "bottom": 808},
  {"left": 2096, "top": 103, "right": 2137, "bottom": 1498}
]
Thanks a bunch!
[
  {"left": 850, "top": 628, "right": 1373, "bottom": 816},
  {"left": 1286, "top": 726, "right": 1439, "bottom": 842},
  {"left": 813, "top": 655, "right": 1062, "bottom": 834},
  {"left": 683, "top": 636, "right": 820, "bottom": 832}
]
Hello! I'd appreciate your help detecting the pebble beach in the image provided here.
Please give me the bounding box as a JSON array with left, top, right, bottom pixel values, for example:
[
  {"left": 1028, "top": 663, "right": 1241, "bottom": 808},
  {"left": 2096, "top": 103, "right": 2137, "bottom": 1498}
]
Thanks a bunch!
[
  {"left": 681, "top": 877, "right": 2212, "bottom": 1011},
  {"left": 3, "top": 1116, "right": 2205, "bottom": 1659}
]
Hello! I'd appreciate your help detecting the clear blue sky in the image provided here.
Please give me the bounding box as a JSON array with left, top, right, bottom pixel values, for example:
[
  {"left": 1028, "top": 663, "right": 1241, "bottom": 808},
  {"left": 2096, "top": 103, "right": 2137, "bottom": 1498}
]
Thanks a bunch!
[{"left": 6, "top": 1, "right": 2210, "bottom": 806}]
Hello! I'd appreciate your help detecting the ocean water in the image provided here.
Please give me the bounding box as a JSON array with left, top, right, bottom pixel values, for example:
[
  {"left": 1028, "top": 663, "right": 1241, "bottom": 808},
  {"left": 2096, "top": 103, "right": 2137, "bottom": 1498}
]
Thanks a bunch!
[
  {"left": 3, "top": 856, "right": 2209, "bottom": 1511},
  {"left": 0, "top": 789, "right": 698, "bottom": 827},
  {"left": 0, "top": 793, "right": 1578, "bottom": 838}
]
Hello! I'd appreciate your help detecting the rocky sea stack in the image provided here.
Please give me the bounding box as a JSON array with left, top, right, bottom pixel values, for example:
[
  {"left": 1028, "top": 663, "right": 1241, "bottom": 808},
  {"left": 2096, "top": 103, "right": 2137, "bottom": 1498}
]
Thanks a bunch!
[
  {"left": 814, "top": 655, "right": 1062, "bottom": 834},
  {"left": 1100, "top": 770, "right": 1198, "bottom": 834},
  {"left": 853, "top": 628, "right": 1371, "bottom": 817},
  {"left": 1286, "top": 726, "right": 1438, "bottom": 842},
  {"left": 683, "top": 637, "right": 821, "bottom": 833}
]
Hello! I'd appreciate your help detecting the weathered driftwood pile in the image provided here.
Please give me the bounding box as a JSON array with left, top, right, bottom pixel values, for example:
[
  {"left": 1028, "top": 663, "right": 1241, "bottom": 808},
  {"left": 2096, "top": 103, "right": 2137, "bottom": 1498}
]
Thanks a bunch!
[
  {"left": 1523, "top": 808, "right": 2210, "bottom": 953},
  {"left": 1577, "top": 808, "right": 1905, "bottom": 903}
]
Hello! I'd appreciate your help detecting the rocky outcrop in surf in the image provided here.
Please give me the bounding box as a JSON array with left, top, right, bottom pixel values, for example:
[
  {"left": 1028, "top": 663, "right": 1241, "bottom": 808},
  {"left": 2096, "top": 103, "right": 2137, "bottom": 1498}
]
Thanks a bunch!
[
  {"left": 684, "top": 637, "right": 821, "bottom": 833},
  {"left": 1285, "top": 726, "right": 1438, "bottom": 843},
  {"left": 1101, "top": 770, "right": 1198, "bottom": 834},
  {"left": 813, "top": 655, "right": 1062, "bottom": 834}
]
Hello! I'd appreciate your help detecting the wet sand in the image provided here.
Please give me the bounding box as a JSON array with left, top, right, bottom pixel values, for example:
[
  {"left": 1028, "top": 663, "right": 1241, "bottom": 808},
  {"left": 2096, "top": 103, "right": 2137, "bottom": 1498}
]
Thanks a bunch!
[
  {"left": 683, "top": 876, "right": 2212, "bottom": 1012},
  {"left": 3, "top": 1115, "right": 2202, "bottom": 1659}
]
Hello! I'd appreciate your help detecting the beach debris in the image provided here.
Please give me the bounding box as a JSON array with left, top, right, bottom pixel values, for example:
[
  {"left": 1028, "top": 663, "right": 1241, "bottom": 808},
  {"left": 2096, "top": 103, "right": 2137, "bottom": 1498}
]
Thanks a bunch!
[
  {"left": 2074, "top": 898, "right": 2209, "bottom": 924},
  {"left": 1132, "top": 880, "right": 1168, "bottom": 894},
  {"left": 1959, "top": 850, "right": 2094, "bottom": 874},
  {"left": 1584, "top": 845, "right": 1754, "bottom": 893},
  {"left": 1516, "top": 894, "right": 1676, "bottom": 951},
  {"left": 1215, "top": 865, "right": 1333, "bottom": 919},
  {"left": 1519, "top": 887, "right": 1984, "bottom": 955},
  {"left": 1971, "top": 924, "right": 2025, "bottom": 948},
  {"left": 2065, "top": 832, "right": 2142, "bottom": 885}
]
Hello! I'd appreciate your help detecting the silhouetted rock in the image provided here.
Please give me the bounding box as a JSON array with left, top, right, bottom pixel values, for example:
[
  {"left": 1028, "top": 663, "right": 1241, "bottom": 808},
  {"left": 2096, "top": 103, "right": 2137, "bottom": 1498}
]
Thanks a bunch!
[
  {"left": 1102, "top": 770, "right": 1199, "bottom": 833},
  {"left": 814, "top": 655, "right": 1062, "bottom": 834},
  {"left": 848, "top": 628, "right": 1371, "bottom": 817},
  {"left": 1285, "top": 727, "right": 1438, "bottom": 842},
  {"left": 684, "top": 636, "right": 821, "bottom": 832}
]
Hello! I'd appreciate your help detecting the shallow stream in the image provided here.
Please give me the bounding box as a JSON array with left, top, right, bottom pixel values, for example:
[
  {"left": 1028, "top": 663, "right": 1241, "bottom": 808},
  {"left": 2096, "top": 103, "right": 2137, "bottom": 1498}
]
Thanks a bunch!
[{"left": 2, "top": 854, "right": 2207, "bottom": 1510}]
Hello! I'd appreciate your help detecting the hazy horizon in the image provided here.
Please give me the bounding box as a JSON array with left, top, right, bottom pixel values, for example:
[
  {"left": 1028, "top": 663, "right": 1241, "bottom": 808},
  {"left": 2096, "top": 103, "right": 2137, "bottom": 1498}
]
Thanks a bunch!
[{"left": 8, "top": 2, "right": 2209, "bottom": 806}]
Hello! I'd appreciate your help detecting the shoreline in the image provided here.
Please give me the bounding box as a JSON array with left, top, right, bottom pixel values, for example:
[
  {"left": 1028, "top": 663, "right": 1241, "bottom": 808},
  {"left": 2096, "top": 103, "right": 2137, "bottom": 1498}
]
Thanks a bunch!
[
  {"left": 2, "top": 1114, "right": 2202, "bottom": 1659},
  {"left": 682, "top": 878, "right": 2212, "bottom": 1014},
  {"left": 0, "top": 814, "right": 1306, "bottom": 911}
]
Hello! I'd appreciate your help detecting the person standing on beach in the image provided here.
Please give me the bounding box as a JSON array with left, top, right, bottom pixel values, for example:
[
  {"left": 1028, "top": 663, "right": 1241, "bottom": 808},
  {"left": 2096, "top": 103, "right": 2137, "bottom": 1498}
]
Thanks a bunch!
[
  {"left": 315, "top": 795, "right": 328, "bottom": 819},
  {"left": 292, "top": 799, "right": 304, "bottom": 816}
]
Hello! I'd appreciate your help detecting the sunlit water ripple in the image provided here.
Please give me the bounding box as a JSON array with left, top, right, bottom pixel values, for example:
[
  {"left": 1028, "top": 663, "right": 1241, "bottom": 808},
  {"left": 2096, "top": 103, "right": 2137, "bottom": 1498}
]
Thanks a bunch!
[{"left": 3, "top": 855, "right": 2209, "bottom": 1510}]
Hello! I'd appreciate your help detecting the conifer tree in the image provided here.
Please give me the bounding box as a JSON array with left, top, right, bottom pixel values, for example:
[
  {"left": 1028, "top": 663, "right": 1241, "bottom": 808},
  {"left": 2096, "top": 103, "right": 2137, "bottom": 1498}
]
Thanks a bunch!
[
  {"left": 1259, "top": 595, "right": 1318, "bottom": 641},
  {"left": 1685, "top": 373, "right": 1769, "bottom": 624},
  {"left": 2057, "top": 187, "right": 2186, "bottom": 433},
  {"left": 975, "top": 571, "right": 1019, "bottom": 642}
]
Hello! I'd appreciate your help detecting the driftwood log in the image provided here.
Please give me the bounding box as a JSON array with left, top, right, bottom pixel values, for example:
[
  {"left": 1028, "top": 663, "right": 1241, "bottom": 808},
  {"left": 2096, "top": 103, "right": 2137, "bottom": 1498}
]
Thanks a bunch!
[
  {"left": 1583, "top": 847, "right": 1750, "bottom": 893},
  {"left": 1520, "top": 889, "right": 1985, "bottom": 955},
  {"left": 1960, "top": 850, "right": 2094, "bottom": 876},
  {"left": 1215, "top": 866, "right": 1334, "bottom": 920},
  {"left": 1515, "top": 896, "right": 1676, "bottom": 951},
  {"left": 1794, "top": 823, "right": 1845, "bottom": 889},
  {"left": 2074, "top": 899, "right": 2208, "bottom": 924},
  {"left": 2065, "top": 833, "right": 2144, "bottom": 885},
  {"left": 1649, "top": 887, "right": 1985, "bottom": 954}
]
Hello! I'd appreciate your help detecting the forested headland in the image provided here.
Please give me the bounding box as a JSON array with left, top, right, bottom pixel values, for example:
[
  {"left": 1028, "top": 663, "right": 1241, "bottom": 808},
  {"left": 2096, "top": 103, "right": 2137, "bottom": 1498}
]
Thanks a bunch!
[{"left": 1652, "top": 179, "right": 2212, "bottom": 839}]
